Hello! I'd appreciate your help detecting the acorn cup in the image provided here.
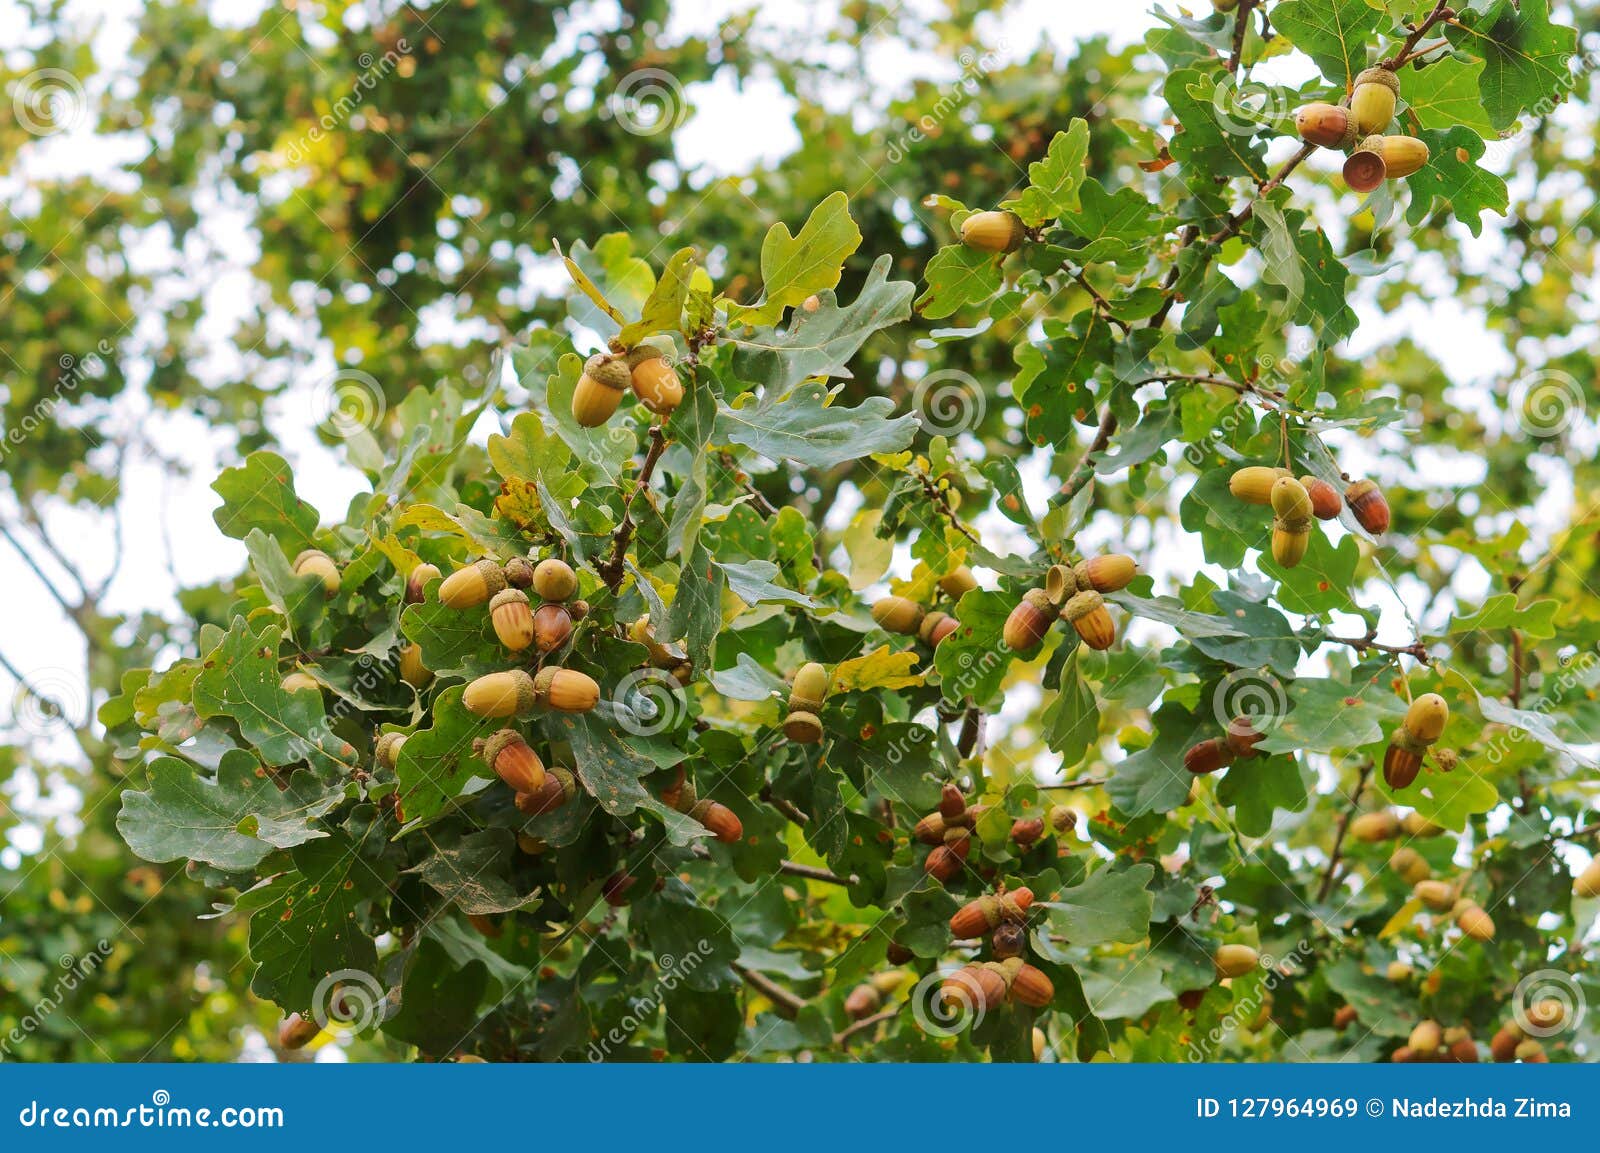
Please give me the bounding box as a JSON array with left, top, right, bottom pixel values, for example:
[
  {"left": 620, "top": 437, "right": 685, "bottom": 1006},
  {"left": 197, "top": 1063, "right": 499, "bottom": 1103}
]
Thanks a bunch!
[
  {"left": 1293, "top": 102, "right": 1355, "bottom": 150},
  {"left": 788, "top": 661, "right": 831, "bottom": 714},
  {"left": 913, "top": 811, "right": 949, "bottom": 846},
  {"left": 1044, "top": 563, "right": 1076, "bottom": 605},
  {"left": 490, "top": 589, "right": 535, "bottom": 652},
  {"left": 399, "top": 643, "right": 431, "bottom": 688},
  {"left": 1184, "top": 737, "right": 1234, "bottom": 776},
  {"left": 1350, "top": 66, "right": 1399, "bottom": 135},
  {"left": 948, "top": 888, "right": 1034, "bottom": 938},
  {"left": 514, "top": 766, "right": 576, "bottom": 816},
  {"left": 1062, "top": 590, "right": 1116, "bottom": 650},
  {"left": 959, "top": 210, "right": 1026, "bottom": 254},
  {"left": 405, "top": 561, "right": 441, "bottom": 604},
  {"left": 1270, "top": 476, "right": 1313, "bottom": 568},
  {"left": 871, "top": 595, "right": 924, "bottom": 635},
  {"left": 440, "top": 558, "right": 507, "bottom": 609},
  {"left": 1048, "top": 804, "right": 1077, "bottom": 834},
  {"left": 278, "top": 1013, "right": 321, "bottom": 1050},
  {"left": 533, "top": 602, "right": 573, "bottom": 653},
  {"left": 1342, "top": 136, "right": 1388, "bottom": 194},
  {"left": 1345, "top": 479, "right": 1391, "bottom": 534},
  {"left": 938, "top": 566, "right": 978, "bottom": 598},
  {"left": 532, "top": 558, "right": 577, "bottom": 602},
  {"left": 476, "top": 729, "right": 546, "bottom": 794},
  {"left": 783, "top": 709, "right": 824, "bottom": 745},
  {"left": 294, "top": 549, "right": 340, "bottom": 596},
  {"left": 1214, "top": 943, "right": 1259, "bottom": 979},
  {"left": 533, "top": 666, "right": 601, "bottom": 713},
  {"left": 1074, "top": 553, "right": 1137, "bottom": 594},
  {"left": 374, "top": 731, "right": 407, "bottom": 771},
  {"left": 1003, "top": 589, "right": 1055, "bottom": 652},
  {"left": 1574, "top": 857, "right": 1600, "bottom": 898},
  {"left": 464, "top": 670, "right": 538, "bottom": 718},
  {"left": 572, "top": 352, "right": 632, "bottom": 427},
  {"left": 919, "top": 610, "right": 958, "bottom": 647},
  {"left": 1228, "top": 465, "right": 1290, "bottom": 505},
  {"left": 1383, "top": 693, "right": 1448, "bottom": 789},
  {"left": 627, "top": 344, "right": 684, "bottom": 416},
  {"left": 1298, "top": 476, "right": 1343, "bottom": 520}
]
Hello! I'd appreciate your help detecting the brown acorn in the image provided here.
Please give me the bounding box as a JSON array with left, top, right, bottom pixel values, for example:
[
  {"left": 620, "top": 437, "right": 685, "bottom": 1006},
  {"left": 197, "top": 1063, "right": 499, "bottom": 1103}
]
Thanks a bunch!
[
  {"left": 1270, "top": 476, "right": 1313, "bottom": 568},
  {"left": 1515, "top": 1039, "right": 1547, "bottom": 1063},
  {"left": 1391, "top": 1046, "right": 1417, "bottom": 1064},
  {"left": 476, "top": 729, "right": 546, "bottom": 794},
  {"left": 913, "top": 811, "right": 948, "bottom": 846},
  {"left": 502, "top": 556, "right": 534, "bottom": 589},
  {"left": 294, "top": 549, "right": 340, "bottom": 596},
  {"left": 1350, "top": 810, "right": 1401, "bottom": 842},
  {"left": 844, "top": 983, "right": 882, "bottom": 1020},
  {"left": 1574, "top": 857, "right": 1600, "bottom": 898},
  {"left": 1003, "top": 589, "right": 1055, "bottom": 652},
  {"left": 281, "top": 671, "right": 319, "bottom": 694},
  {"left": 1333, "top": 1004, "right": 1358, "bottom": 1031},
  {"left": 398, "top": 643, "right": 431, "bottom": 688},
  {"left": 885, "top": 942, "right": 914, "bottom": 966},
  {"left": 1062, "top": 589, "right": 1115, "bottom": 650},
  {"left": 1409, "top": 1019, "right": 1442, "bottom": 1055},
  {"left": 1224, "top": 715, "right": 1264, "bottom": 758},
  {"left": 924, "top": 844, "right": 964, "bottom": 882},
  {"left": 1048, "top": 804, "right": 1077, "bottom": 834},
  {"left": 1375, "top": 134, "right": 1429, "bottom": 178},
  {"left": 1350, "top": 66, "right": 1399, "bottom": 135},
  {"left": 489, "top": 589, "right": 535, "bottom": 652},
  {"left": 1298, "top": 476, "right": 1342, "bottom": 520},
  {"left": 1011, "top": 817, "right": 1045, "bottom": 848},
  {"left": 1184, "top": 737, "right": 1234, "bottom": 775},
  {"left": 531, "top": 558, "right": 577, "bottom": 602},
  {"left": 628, "top": 345, "right": 683, "bottom": 415},
  {"left": 464, "top": 670, "right": 538, "bottom": 718},
  {"left": 1449, "top": 1036, "right": 1479, "bottom": 1063},
  {"left": 374, "top": 731, "right": 407, "bottom": 770},
  {"left": 688, "top": 797, "right": 743, "bottom": 844},
  {"left": 1455, "top": 903, "right": 1495, "bottom": 941},
  {"left": 783, "top": 709, "right": 823, "bottom": 745},
  {"left": 602, "top": 871, "right": 637, "bottom": 906},
  {"left": 938, "top": 783, "right": 966, "bottom": 820},
  {"left": 1345, "top": 479, "right": 1390, "bottom": 534},
  {"left": 871, "top": 595, "right": 924, "bottom": 635},
  {"left": 918, "top": 610, "right": 958, "bottom": 647},
  {"left": 1343, "top": 136, "right": 1388, "bottom": 194},
  {"left": 1213, "top": 943, "right": 1259, "bottom": 979},
  {"left": 1178, "top": 988, "right": 1206, "bottom": 1011},
  {"left": 938, "top": 566, "right": 978, "bottom": 598},
  {"left": 1490, "top": 1025, "right": 1521, "bottom": 1063},
  {"left": 959, "top": 210, "right": 1025, "bottom": 254},
  {"left": 948, "top": 888, "right": 1034, "bottom": 938},
  {"left": 573, "top": 353, "right": 632, "bottom": 427},
  {"left": 788, "top": 661, "right": 831, "bottom": 714},
  {"left": 1075, "top": 553, "right": 1137, "bottom": 594},
  {"left": 533, "top": 666, "right": 600, "bottom": 713},
  {"left": 514, "top": 766, "right": 576, "bottom": 816},
  {"left": 1007, "top": 961, "right": 1055, "bottom": 1008},
  {"left": 1294, "top": 102, "right": 1353, "bottom": 150},
  {"left": 533, "top": 602, "right": 573, "bottom": 653},
  {"left": 942, "top": 964, "right": 1007, "bottom": 1013},
  {"left": 1228, "top": 465, "right": 1290, "bottom": 505},
  {"left": 404, "top": 561, "right": 441, "bottom": 604},
  {"left": 440, "top": 558, "right": 507, "bottom": 609},
  {"left": 278, "top": 1013, "right": 321, "bottom": 1050}
]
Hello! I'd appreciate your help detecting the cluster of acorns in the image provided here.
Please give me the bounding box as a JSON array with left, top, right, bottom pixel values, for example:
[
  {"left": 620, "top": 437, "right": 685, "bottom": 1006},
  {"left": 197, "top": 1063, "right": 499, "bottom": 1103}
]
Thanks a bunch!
[
  {"left": 1002, "top": 554, "right": 1137, "bottom": 654},
  {"left": 471, "top": 728, "right": 578, "bottom": 818},
  {"left": 915, "top": 784, "right": 982, "bottom": 882},
  {"left": 870, "top": 565, "right": 978, "bottom": 649},
  {"left": 942, "top": 886, "right": 1055, "bottom": 1011},
  {"left": 571, "top": 335, "right": 684, "bottom": 427},
  {"left": 1293, "top": 68, "right": 1430, "bottom": 194},
  {"left": 783, "top": 661, "right": 831, "bottom": 745},
  {"left": 1228, "top": 467, "right": 1390, "bottom": 567},
  {"left": 1350, "top": 810, "right": 1496, "bottom": 940}
]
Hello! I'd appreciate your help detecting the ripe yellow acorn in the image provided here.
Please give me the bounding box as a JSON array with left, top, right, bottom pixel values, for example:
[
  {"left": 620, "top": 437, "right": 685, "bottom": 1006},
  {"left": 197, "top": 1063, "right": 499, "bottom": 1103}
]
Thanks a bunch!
[
  {"left": 1401, "top": 811, "right": 1445, "bottom": 838},
  {"left": 1515, "top": 1039, "right": 1547, "bottom": 1063},
  {"left": 1214, "top": 944, "right": 1259, "bottom": 979},
  {"left": 374, "top": 731, "right": 407, "bottom": 770},
  {"left": 1004, "top": 589, "right": 1056, "bottom": 652},
  {"left": 1270, "top": 476, "right": 1313, "bottom": 568},
  {"left": 938, "top": 566, "right": 978, "bottom": 598},
  {"left": 1345, "top": 479, "right": 1391, "bottom": 534},
  {"left": 1403, "top": 694, "right": 1449, "bottom": 744},
  {"left": 1409, "top": 1019, "right": 1442, "bottom": 1055},
  {"left": 1293, "top": 102, "right": 1353, "bottom": 150},
  {"left": 1573, "top": 857, "right": 1600, "bottom": 898},
  {"left": 1343, "top": 135, "right": 1388, "bottom": 194},
  {"left": 1386, "top": 694, "right": 1448, "bottom": 789},
  {"left": 789, "top": 662, "right": 831, "bottom": 714},
  {"left": 959, "top": 210, "right": 1025, "bottom": 254},
  {"left": 398, "top": 642, "right": 431, "bottom": 688},
  {"left": 1032, "top": 1026, "right": 1047, "bottom": 1063},
  {"left": 1386, "top": 960, "right": 1413, "bottom": 982},
  {"left": 294, "top": 549, "right": 340, "bottom": 596},
  {"left": 1229, "top": 465, "right": 1290, "bottom": 505},
  {"left": 572, "top": 352, "right": 632, "bottom": 427},
  {"left": 1298, "top": 476, "right": 1342, "bottom": 521},
  {"left": 530, "top": 666, "right": 600, "bottom": 713},
  {"left": 281, "top": 671, "right": 319, "bottom": 694},
  {"left": 440, "top": 558, "right": 507, "bottom": 609},
  {"left": 405, "top": 561, "right": 441, "bottom": 604},
  {"left": 1375, "top": 134, "right": 1430, "bottom": 179},
  {"left": 477, "top": 728, "right": 546, "bottom": 794},
  {"left": 531, "top": 558, "right": 577, "bottom": 603},
  {"left": 1456, "top": 903, "right": 1495, "bottom": 940},
  {"left": 784, "top": 709, "right": 823, "bottom": 744},
  {"left": 1350, "top": 66, "right": 1399, "bottom": 135},
  {"left": 628, "top": 346, "right": 684, "bottom": 415},
  {"left": 490, "top": 589, "right": 535, "bottom": 652},
  {"left": 1390, "top": 846, "right": 1430, "bottom": 886},
  {"left": 1413, "top": 879, "right": 1455, "bottom": 912},
  {"left": 533, "top": 602, "right": 573, "bottom": 653},
  {"left": 919, "top": 610, "right": 958, "bottom": 647},
  {"left": 1075, "top": 553, "right": 1137, "bottom": 594},
  {"left": 1062, "top": 589, "right": 1115, "bottom": 650},
  {"left": 1350, "top": 810, "right": 1401, "bottom": 842},
  {"left": 464, "top": 669, "right": 538, "bottom": 718},
  {"left": 871, "top": 595, "right": 924, "bottom": 635}
]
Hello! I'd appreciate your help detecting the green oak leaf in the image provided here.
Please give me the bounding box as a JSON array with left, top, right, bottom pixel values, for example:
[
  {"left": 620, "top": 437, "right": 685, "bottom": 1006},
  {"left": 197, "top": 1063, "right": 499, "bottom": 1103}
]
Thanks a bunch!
[
  {"left": 1404, "top": 126, "right": 1509, "bottom": 237},
  {"left": 725, "top": 192, "right": 862, "bottom": 328},
  {"left": 713, "top": 383, "right": 916, "bottom": 469},
  {"left": 1271, "top": 0, "right": 1381, "bottom": 88},
  {"left": 1040, "top": 863, "right": 1155, "bottom": 947},
  {"left": 914, "top": 243, "right": 1004, "bottom": 319},
  {"left": 211, "top": 451, "right": 320, "bottom": 553},
  {"left": 618, "top": 246, "right": 695, "bottom": 346},
  {"left": 1449, "top": 593, "right": 1558, "bottom": 639},
  {"left": 1002, "top": 119, "right": 1091, "bottom": 225},
  {"left": 1449, "top": 0, "right": 1577, "bottom": 132},
  {"left": 381, "top": 937, "right": 489, "bottom": 1054},
  {"left": 407, "top": 829, "right": 541, "bottom": 915}
]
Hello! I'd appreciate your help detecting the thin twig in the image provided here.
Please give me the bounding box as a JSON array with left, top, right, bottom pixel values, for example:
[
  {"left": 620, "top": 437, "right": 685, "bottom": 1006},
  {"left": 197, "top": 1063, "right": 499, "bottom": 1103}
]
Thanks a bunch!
[
  {"left": 1226, "top": 0, "right": 1258, "bottom": 74},
  {"left": 1382, "top": 3, "right": 1456, "bottom": 71},
  {"left": 1317, "top": 763, "right": 1372, "bottom": 902},
  {"left": 598, "top": 424, "right": 670, "bottom": 589},
  {"left": 1324, "top": 627, "right": 1430, "bottom": 661},
  {"left": 779, "top": 859, "right": 856, "bottom": 886},
  {"left": 834, "top": 1002, "right": 901, "bottom": 1045},
  {"left": 760, "top": 784, "right": 810, "bottom": 827},
  {"left": 732, "top": 962, "right": 806, "bottom": 1020}
]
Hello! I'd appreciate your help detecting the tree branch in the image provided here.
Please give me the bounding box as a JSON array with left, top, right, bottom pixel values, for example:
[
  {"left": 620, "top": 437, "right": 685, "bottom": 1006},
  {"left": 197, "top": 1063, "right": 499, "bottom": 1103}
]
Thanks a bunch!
[
  {"left": 1382, "top": 4, "right": 1456, "bottom": 71},
  {"left": 1317, "top": 762, "right": 1372, "bottom": 902},
  {"left": 1226, "top": 0, "right": 1258, "bottom": 74},
  {"left": 598, "top": 424, "right": 670, "bottom": 589},
  {"left": 834, "top": 1002, "right": 902, "bottom": 1045},
  {"left": 1323, "top": 626, "right": 1429, "bottom": 661},
  {"left": 732, "top": 962, "right": 806, "bottom": 1020},
  {"left": 779, "top": 859, "right": 855, "bottom": 886}
]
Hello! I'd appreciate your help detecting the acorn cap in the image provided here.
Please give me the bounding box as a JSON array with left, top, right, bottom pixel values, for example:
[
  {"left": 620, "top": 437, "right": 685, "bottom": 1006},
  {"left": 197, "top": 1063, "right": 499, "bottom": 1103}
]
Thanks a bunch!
[
  {"left": 1343, "top": 140, "right": 1388, "bottom": 194},
  {"left": 1044, "top": 563, "right": 1077, "bottom": 604},
  {"left": 582, "top": 353, "right": 632, "bottom": 393},
  {"left": 490, "top": 588, "right": 530, "bottom": 611},
  {"left": 1354, "top": 66, "right": 1401, "bottom": 95},
  {"left": 783, "top": 709, "right": 823, "bottom": 744},
  {"left": 375, "top": 731, "right": 407, "bottom": 770},
  {"left": 789, "top": 661, "right": 831, "bottom": 713},
  {"left": 294, "top": 548, "right": 331, "bottom": 569},
  {"left": 1061, "top": 589, "right": 1105, "bottom": 622},
  {"left": 477, "top": 727, "right": 528, "bottom": 770},
  {"left": 624, "top": 342, "right": 667, "bottom": 366}
]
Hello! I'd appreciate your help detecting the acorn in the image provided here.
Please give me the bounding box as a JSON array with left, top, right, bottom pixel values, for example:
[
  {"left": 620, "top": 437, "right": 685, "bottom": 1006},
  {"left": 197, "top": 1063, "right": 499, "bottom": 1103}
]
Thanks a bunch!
[
  {"left": 464, "top": 670, "right": 538, "bottom": 718},
  {"left": 1456, "top": 903, "right": 1495, "bottom": 940},
  {"left": 278, "top": 1013, "right": 321, "bottom": 1050},
  {"left": 440, "top": 558, "right": 507, "bottom": 609},
  {"left": 938, "top": 566, "right": 978, "bottom": 598},
  {"left": 992, "top": 921, "right": 1027, "bottom": 960},
  {"left": 1048, "top": 804, "right": 1077, "bottom": 834},
  {"left": 533, "top": 666, "right": 600, "bottom": 713},
  {"left": 1075, "top": 553, "right": 1137, "bottom": 594},
  {"left": 885, "top": 942, "right": 914, "bottom": 966},
  {"left": 1390, "top": 847, "right": 1430, "bottom": 886},
  {"left": 1490, "top": 1025, "right": 1521, "bottom": 1063},
  {"left": 1448, "top": 1033, "right": 1480, "bottom": 1063},
  {"left": 489, "top": 588, "right": 535, "bottom": 652},
  {"left": 1342, "top": 136, "right": 1388, "bottom": 194},
  {"left": 1011, "top": 817, "right": 1045, "bottom": 848},
  {"left": 374, "top": 731, "right": 407, "bottom": 770},
  {"left": 942, "top": 964, "right": 1007, "bottom": 1014},
  {"left": 1003, "top": 589, "right": 1055, "bottom": 652},
  {"left": 1345, "top": 479, "right": 1390, "bottom": 534},
  {"left": 1351, "top": 66, "right": 1399, "bottom": 135},
  {"left": 959, "top": 210, "right": 1025, "bottom": 254},
  {"left": 1224, "top": 716, "right": 1264, "bottom": 759},
  {"left": 1032, "top": 1026, "right": 1047, "bottom": 1062},
  {"left": 1184, "top": 737, "right": 1234, "bottom": 775},
  {"left": 948, "top": 888, "right": 1034, "bottom": 938},
  {"left": 502, "top": 556, "right": 534, "bottom": 589},
  {"left": 476, "top": 729, "right": 546, "bottom": 794},
  {"left": 844, "top": 983, "right": 882, "bottom": 1020},
  {"left": 404, "top": 561, "right": 441, "bottom": 604},
  {"left": 281, "top": 671, "right": 319, "bottom": 694},
  {"left": 913, "top": 811, "right": 948, "bottom": 845},
  {"left": 1062, "top": 589, "right": 1115, "bottom": 650},
  {"left": 1298, "top": 476, "right": 1342, "bottom": 521},
  {"left": 627, "top": 344, "right": 683, "bottom": 415},
  {"left": 398, "top": 643, "right": 431, "bottom": 688},
  {"left": 783, "top": 709, "right": 823, "bottom": 745},
  {"left": 1401, "top": 812, "right": 1445, "bottom": 838},
  {"left": 1213, "top": 944, "right": 1259, "bottom": 979},
  {"left": 514, "top": 766, "right": 577, "bottom": 816},
  {"left": 689, "top": 799, "right": 744, "bottom": 844},
  {"left": 1386, "top": 960, "right": 1414, "bottom": 982},
  {"left": 1178, "top": 989, "right": 1206, "bottom": 1011},
  {"left": 938, "top": 783, "right": 966, "bottom": 820},
  {"left": 293, "top": 549, "right": 340, "bottom": 596},
  {"left": 1409, "top": 1019, "right": 1442, "bottom": 1055},
  {"left": 1350, "top": 810, "right": 1400, "bottom": 842},
  {"left": 573, "top": 353, "right": 632, "bottom": 427},
  {"left": 1573, "top": 857, "right": 1600, "bottom": 898},
  {"left": 1515, "top": 1039, "right": 1548, "bottom": 1063},
  {"left": 871, "top": 595, "right": 924, "bottom": 635},
  {"left": 568, "top": 599, "right": 590, "bottom": 621},
  {"left": 1391, "top": 1046, "right": 1417, "bottom": 1064},
  {"left": 628, "top": 615, "right": 685, "bottom": 668},
  {"left": 1005, "top": 960, "right": 1054, "bottom": 1008},
  {"left": 1385, "top": 694, "right": 1448, "bottom": 790},
  {"left": 789, "top": 661, "right": 831, "bottom": 714},
  {"left": 925, "top": 840, "right": 968, "bottom": 882},
  {"left": 1413, "top": 879, "right": 1455, "bottom": 912},
  {"left": 1333, "top": 1004, "right": 1358, "bottom": 1031},
  {"left": 532, "top": 557, "right": 577, "bottom": 602},
  {"left": 1270, "top": 476, "right": 1313, "bottom": 568},
  {"left": 529, "top": 602, "right": 572, "bottom": 654},
  {"left": 918, "top": 610, "right": 958, "bottom": 647},
  {"left": 1293, "top": 102, "right": 1354, "bottom": 149},
  {"left": 1228, "top": 465, "right": 1290, "bottom": 505},
  {"left": 1374, "top": 134, "right": 1430, "bottom": 178}
]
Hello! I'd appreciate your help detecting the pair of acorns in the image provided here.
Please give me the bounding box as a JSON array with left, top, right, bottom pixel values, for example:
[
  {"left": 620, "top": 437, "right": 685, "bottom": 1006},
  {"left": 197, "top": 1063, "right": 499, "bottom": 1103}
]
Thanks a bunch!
[
  {"left": 941, "top": 956, "right": 1055, "bottom": 1013},
  {"left": 473, "top": 728, "right": 578, "bottom": 816},
  {"left": 870, "top": 565, "right": 979, "bottom": 648},
  {"left": 1411, "top": 876, "right": 1496, "bottom": 941},
  {"left": 783, "top": 661, "right": 831, "bottom": 745},
  {"left": 439, "top": 555, "right": 586, "bottom": 657},
  {"left": 1293, "top": 68, "right": 1430, "bottom": 194},
  {"left": 1394, "top": 1020, "right": 1481, "bottom": 1064},
  {"left": 1002, "top": 554, "right": 1136, "bottom": 654},
  {"left": 463, "top": 665, "right": 601, "bottom": 718},
  {"left": 1183, "top": 715, "right": 1264, "bottom": 775},
  {"left": 1382, "top": 693, "right": 1448, "bottom": 789},
  {"left": 915, "top": 783, "right": 981, "bottom": 882},
  {"left": 1490, "top": 1019, "right": 1554, "bottom": 1064},
  {"left": 572, "top": 336, "right": 683, "bottom": 427},
  {"left": 1349, "top": 807, "right": 1444, "bottom": 843},
  {"left": 660, "top": 768, "right": 744, "bottom": 844}
]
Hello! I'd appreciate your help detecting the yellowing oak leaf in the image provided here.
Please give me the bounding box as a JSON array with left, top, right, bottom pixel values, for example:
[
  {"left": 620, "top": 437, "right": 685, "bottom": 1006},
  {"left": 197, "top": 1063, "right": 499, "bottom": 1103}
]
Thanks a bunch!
[{"left": 830, "top": 645, "right": 923, "bottom": 693}]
